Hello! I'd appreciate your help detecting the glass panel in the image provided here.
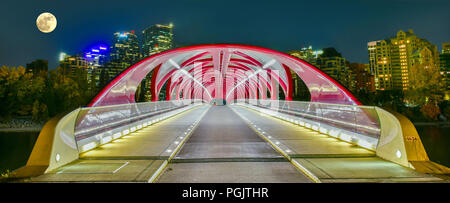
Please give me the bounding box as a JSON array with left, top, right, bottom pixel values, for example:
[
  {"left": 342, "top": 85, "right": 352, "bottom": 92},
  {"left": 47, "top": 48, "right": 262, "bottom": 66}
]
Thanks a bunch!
[
  {"left": 74, "top": 100, "right": 199, "bottom": 144},
  {"left": 239, "top": 99, "right": 381, "bottom": 141}
]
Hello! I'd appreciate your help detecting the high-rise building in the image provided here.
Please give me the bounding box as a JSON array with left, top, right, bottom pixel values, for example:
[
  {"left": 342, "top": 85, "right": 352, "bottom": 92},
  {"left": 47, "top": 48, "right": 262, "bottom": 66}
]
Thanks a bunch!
[
  {"left": 142, "top": 23, "right": 174, "bottom": 57},
  {"left": 137, "top": 23, "right": 174, "bottom": 102},
  {"left": 313, "top": 48, "right": 354, "bottom": 90},
  {"left": 442, "top": 42, "right": 450, "bottom": 54},
  {"left": 59, "top": 53, "right": 91, "bottom": 92},
  {"left": 85, "top": 45, "right": 109, "bottom": 68},
  {"left": 440, "top": 42, "right": 450, "bottom": 93},
  {"left": 59, "top": 54, "right": 89, "bottom": 77},
  {"left": 109, "top": 31, "right": 140, "bottom": 67},
  {"left": 349, "top": 63, "right": 376, "bottom": 93},
  {"left": 287, "top": 46, "right": 313, "bottom": 61},
  {"left": 290, "top": 70, "right": 311, "bottom": 101},
  {"left": 288, "top": 47, "right": 353, "bottom": 92},
  {"left": 84, "top": 45, "right": 109, "bottom": 90},
  {"left": 368, "top": 29, "right": 439, "bottom": 90},
  {"left": 316, "top": 56, "right": 353, "bottom": 90},
  {"left": 287, "top": 46, "right": 323, "bottom": 64},
  {"left": 26, "top": 59, "right": 48, "bottom": 76},
  {"left": 100, "top": 31, "right": 140, "bottom": 87}
]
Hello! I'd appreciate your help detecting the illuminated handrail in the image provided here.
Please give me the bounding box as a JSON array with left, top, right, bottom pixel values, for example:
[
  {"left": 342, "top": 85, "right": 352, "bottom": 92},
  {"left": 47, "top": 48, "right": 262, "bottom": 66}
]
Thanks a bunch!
[
  {"left": 236, "top": 99, "right": 381, "bottom": 150},
  {"left": 244, "top": 100, "right": 380, "bottom": 131},
  {"left": 74, "top": 99, "right": 202, "bottom": 149}
]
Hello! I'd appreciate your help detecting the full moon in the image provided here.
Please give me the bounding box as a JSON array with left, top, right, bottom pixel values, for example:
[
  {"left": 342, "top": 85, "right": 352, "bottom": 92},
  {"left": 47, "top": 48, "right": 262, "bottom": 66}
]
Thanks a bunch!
[{"left": 36, "top": 12, "right": 57, "bottom": 33}]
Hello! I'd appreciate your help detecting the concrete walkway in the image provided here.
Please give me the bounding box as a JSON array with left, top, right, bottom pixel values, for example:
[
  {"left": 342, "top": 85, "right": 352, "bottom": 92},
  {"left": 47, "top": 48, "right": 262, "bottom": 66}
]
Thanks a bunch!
[
  {"left": 231, "top": 105, "right": 445, "bottom": 183},
  {"left": 25, "top": 104, "right": 446, "bottom": 183},
  {"left": 28, "top": 105, "right": 210, "bottom": 182},
  {"left": 157, "top": 106, "right": 312, "bottom": 183}
]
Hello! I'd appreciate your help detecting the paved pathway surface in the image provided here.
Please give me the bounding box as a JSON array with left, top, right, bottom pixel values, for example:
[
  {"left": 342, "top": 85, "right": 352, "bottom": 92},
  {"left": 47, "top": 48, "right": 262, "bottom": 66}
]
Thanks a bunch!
[
  {"left": 157, "top": 106, "right": 311, "bottom": 183},
  {"left": 230, "top": 105, "right": 445, "bottom": 183},
  {"left": 27, "top": 104, "right": 446, "bottom": 183},
  {"left": 29, "top": 105, "right": 209, "bottom": 182}
]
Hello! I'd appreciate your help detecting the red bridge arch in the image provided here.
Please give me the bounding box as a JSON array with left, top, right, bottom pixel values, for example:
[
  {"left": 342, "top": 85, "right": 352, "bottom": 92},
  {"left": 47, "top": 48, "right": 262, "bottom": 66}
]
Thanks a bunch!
[{"left": 88, "top": 44, "right": 361, "bottom": 107}]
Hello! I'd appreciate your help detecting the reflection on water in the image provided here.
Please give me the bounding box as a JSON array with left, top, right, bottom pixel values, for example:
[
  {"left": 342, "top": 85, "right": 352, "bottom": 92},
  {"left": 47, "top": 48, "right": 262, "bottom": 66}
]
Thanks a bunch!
[
  {"left": 0, "top": 132, "right": 39, "bottom": 174},
  {"left": 416, "top": 125, "right": 450, "bottom": 168}
]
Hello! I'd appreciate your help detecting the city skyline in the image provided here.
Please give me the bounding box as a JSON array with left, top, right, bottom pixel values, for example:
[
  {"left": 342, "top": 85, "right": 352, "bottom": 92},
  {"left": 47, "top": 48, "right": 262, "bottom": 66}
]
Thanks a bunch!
[
  {"left": 1, "top": 0, "right": 449, "bottom": 69},
  {"left": 1, "top": 1, "right": 449, "bottom": 184}
]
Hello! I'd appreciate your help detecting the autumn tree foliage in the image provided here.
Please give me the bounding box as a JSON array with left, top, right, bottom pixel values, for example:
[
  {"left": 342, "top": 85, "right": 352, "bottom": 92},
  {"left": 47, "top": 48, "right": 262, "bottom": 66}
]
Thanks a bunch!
[
  {"left": 405, "top": 48, "right": 445, "bottom": 120},
  {"left": 420, "top": 102, "right": 441, "bottom": 121},
  {"left": 0, "top": 65, "right": 46, "bottom": 121},
  {"left": 405, "top": 48, "right": 445, "bottom": 106},
  {"left": 0, "top": 64, "right": 91, "bottom": 122}
]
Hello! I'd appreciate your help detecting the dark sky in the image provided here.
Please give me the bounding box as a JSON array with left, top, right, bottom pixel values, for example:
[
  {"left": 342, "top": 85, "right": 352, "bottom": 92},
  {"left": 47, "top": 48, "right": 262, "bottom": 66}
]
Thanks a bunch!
[{"left": 1, "top": 0, "right": 449, "bottom": 69}]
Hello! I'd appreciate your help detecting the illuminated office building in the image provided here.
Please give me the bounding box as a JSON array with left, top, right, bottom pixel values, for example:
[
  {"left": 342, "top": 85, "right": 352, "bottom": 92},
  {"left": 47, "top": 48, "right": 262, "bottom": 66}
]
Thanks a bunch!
[
  {"left": 288, "top": 47, "right": 353, "bottom": 92},
  {"left": 59, "top": 54, "right": 89, "bottom": 77},
  {"left": 368, "top": 29, "right": 439, "bottom": 90},
  {"left": 440, "top": 43, "right": 450, "bottom": 94},
  {"left": 287, "top": 46, "right": 323, "bottom": 64},
  {"left": 349, "top": 63, "right": 376, "bottom": 93},
  {"left": 26, "top": 59, "right": 48, "bottom": 76},
  {"left": 109, "top": 31, "right": 140, "bottom": 67},
  {"left": 85, "top": 45, "right": 109, "bottom": 68},
  {"left": 137, "top": 23, "right": 174, "bottom": 101},
  {"left": 100, "top": 31, "right": 140, "bottom": 85},
  {"left": 315, "top": 55, "right": 353, "bottom": 90},
  {"left": 142, "top": 23, "right": 174, "bottom": 57},
  {"left": 84, "top": 45, "right": 109, "bottom": 88}
]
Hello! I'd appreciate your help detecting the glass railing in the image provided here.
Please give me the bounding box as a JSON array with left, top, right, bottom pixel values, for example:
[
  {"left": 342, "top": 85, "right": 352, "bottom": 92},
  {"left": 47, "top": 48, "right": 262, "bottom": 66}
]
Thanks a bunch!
[
  {"left": 73, "top": 99, "right": 202, "bottom": 151},
  {"left": 236, "top": 99, "right": 381, "bottom": 150}
]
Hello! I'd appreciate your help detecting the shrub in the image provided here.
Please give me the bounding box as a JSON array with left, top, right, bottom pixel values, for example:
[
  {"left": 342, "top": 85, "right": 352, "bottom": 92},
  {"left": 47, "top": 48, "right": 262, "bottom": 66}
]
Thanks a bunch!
[{"left": 420, "top": 102, "right": 440, "bottom": 121}]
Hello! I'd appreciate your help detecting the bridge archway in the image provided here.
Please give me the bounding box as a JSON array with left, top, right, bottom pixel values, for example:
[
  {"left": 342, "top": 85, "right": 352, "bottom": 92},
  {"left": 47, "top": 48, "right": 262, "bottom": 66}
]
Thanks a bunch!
[
  {"left": 88, "top": 44, "right": 360, "bottom": 107},
  {"left": 13, "top": 47, "right": 437, "bottom": 180}
]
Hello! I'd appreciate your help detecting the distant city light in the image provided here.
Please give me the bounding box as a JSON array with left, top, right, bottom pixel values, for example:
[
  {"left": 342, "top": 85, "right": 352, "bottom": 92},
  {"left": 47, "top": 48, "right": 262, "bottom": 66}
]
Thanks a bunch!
[
  {"left": 59, "top": 52, "right": 66, "bottom": 61},
  {"left": 313, "top": 50, "right": 323, "bottom": 56}
]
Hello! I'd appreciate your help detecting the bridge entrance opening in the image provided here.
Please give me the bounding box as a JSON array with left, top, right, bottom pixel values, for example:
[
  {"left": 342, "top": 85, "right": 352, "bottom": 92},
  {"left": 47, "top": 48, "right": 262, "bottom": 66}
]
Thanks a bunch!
[{"left": 210, "top": 98, "right": 226, "bottom": 106}]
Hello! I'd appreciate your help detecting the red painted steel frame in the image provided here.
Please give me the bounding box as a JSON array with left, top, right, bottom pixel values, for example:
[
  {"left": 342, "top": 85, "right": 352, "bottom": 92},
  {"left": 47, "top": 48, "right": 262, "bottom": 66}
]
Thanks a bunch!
[{"left": 88, "top": 44, "right": 361, "bottom": 107}]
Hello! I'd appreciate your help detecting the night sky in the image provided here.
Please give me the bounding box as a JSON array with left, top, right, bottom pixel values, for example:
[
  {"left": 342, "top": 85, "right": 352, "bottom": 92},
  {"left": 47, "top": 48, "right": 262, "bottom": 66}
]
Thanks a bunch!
[{"left": 1, "top": 0, "right": 449, "bottom": 69}]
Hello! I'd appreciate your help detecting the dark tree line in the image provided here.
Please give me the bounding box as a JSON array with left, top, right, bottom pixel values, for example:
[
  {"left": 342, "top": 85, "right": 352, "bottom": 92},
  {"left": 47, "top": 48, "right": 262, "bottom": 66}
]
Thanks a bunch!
[{"left": 0, "top": 61, "right": 96, "bottom": 122}]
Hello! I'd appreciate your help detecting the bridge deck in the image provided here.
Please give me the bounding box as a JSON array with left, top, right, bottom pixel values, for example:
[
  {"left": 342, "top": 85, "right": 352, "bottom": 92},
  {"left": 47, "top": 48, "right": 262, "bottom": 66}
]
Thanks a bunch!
[
  {"left": 174, "top": 106, "right": 282, "bottom": 159},
  {"left": 230, "top": 105, "right": 444, "bottom": 183},
  {"left": 157, "top": 106, "right": 312, "bottom": 183},
  {"left": 29, "top": 105, "right": 210, "bottom": 182},
  {"left": 28, "top": 104, "right": 445, "bottom": 183}
]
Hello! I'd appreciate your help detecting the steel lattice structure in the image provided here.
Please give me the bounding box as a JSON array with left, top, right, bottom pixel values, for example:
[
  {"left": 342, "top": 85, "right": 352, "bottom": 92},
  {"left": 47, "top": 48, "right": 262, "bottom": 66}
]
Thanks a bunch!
[{"left": 88, "top": 44, "right": 361, "bottom": 107}]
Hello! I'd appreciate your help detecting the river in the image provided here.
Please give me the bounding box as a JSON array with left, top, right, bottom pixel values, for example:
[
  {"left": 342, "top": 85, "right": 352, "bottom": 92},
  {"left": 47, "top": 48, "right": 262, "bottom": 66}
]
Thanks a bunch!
[
  {"left": 415, "top": 125, "right": 450, "bottom": 167},
  {"left": 0, "top": 131, "right": 39, "bottom": 174}
]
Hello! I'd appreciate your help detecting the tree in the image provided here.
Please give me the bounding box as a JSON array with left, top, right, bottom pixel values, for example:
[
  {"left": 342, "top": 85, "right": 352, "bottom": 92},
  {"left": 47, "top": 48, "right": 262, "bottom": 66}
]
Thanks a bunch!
[
  {"left": 1, "top": 61, "right": 96, "bottom": 123},
  {"left": 375, "top": 90, "right": 404, "bottom": 112},
  {"left": 420, "top": 102, "right": 440, "bottom": 120},
  {"left": 49, "top": 67, "right": 84, "bottom": 113},
  {"left": 320, "top": 47, "right": 342, "bottom": 58},
  {"left": 98, "top": 67, "right": 110, "bottom": 91},
  {"left": 26, "top": 59, "right": 48, "bottom": 77},
  {"left": 443, "top": 105, "right": 450, "bottom": 120},
  {"left": 405, "top": 48, "right": 445, "bottom": 106},
  {"left": 355, "top": 88, "right": 376, "bottom": 106},
  {"left": 0, "top": 65, "right": 43, "bottom": 121}
]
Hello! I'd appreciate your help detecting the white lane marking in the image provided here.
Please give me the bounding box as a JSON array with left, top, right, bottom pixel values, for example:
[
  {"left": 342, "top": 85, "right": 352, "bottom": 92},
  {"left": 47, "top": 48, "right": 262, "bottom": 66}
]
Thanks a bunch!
[{"left": 113, "top": 161, "right": 129, "bottom": 174}]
